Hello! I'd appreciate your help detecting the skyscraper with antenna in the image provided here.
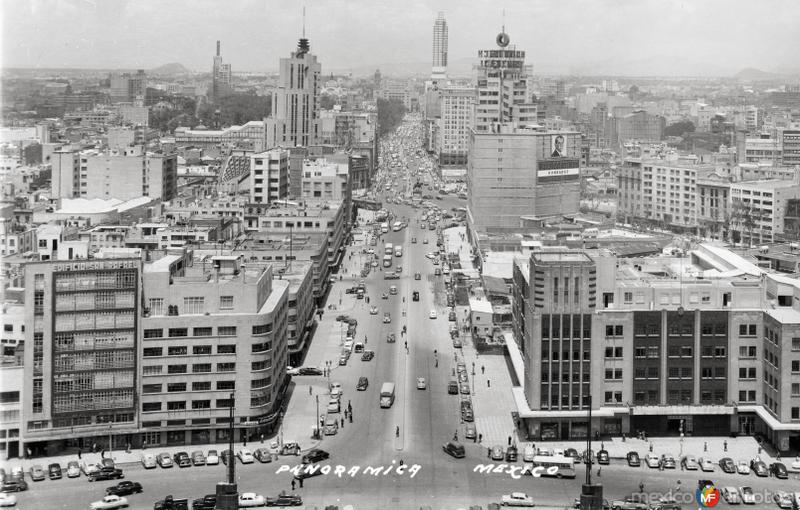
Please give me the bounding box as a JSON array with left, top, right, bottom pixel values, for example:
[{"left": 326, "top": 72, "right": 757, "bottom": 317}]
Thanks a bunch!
[
  {"left": 211, "top": 40, "right": 232, "bottom": 103},
  {"left": 272, "top": 7, "right": 321, "bottom": 147}
]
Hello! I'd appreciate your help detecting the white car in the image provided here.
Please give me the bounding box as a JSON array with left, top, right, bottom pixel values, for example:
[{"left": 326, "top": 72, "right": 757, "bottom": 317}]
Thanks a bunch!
[
  {"left": 736, "top": 460, "right": 750, "bottom": 474},
  {"left": 501, "top": 492, "right": 535, "bottom": 507},
  {"left": 81, "top": 462, "right": 101, "bottom": 476},
  {"left": 645, "top": 453, "right": 661, "bottom": 468},
  {"left": 238, "top": 492, "right": 266, "bottom": 507},
  {"left": 383, "top": 313, "right": 391, "bottom": 324},
  {"left": 0, "top": 493, "right": 17, "bottom": 507},
  {"left": 141, "top": 453, "right": 157, "bottom": 469},
  {"left": 331, "top": 382, "right": 342, "bottom": 391},
  {"left": 425, "top": 253, "right": 436, "bottom": 260},
  {"left": 327, "top": 399, "right": 340, "bottom": 413},
  {"left": 237, "top": 448, "right": 255, "bottom": 464},
  {"left": 429, "top": 310, "right": 438, "bottom": 319},
  {"left": 791, "top": 457, "right": 800, "bottom": 471},
  {"left": 772, "top": 491, "right": 793, "bottom": 509},
  {"left": 739, "top": 486, "right": 755, "bottom": 505},
  {"left": 417, "top": 377, "right": 426, "bottom": 390},
  {"left": 286, "top": 366, "right": 301, "bottom": 375},
  {"left": 369, "top": 306, "right": 379, "bottom": 315},
  {"left": 90, "top": 495, "right": 129, "bottom": 510},
  {"left": 721, "top": 487, "right": 740, "bottom": 505},
  {"left": 367, "top": 248, "right": 375, "bottom": 254},
  {"left": 423, "top": 239, "right": 429, "bottom": 244},
  {"left": 698, "top": 457, "right": 715, "bottom": 472},
  {"left": 206, "top": 450, "right": 219, "bottom": 465}
]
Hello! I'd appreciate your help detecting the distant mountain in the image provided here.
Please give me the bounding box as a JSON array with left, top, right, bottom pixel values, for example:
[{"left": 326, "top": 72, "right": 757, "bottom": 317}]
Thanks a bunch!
[
  {"left": 149, "top": 62, "right": 193, "bottom": 76},
  {"left": 734, "top": 67, "right": 784, "bottom": 81}
]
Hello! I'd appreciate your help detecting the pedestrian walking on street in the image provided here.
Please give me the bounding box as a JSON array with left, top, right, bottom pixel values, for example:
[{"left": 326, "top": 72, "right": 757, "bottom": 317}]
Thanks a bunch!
[
  {"left": 299, "top": 478, "right": 304, "bottom": 488},
  {"left": 487, "top": 379, "right": 491, "bottom": 388},
  {"left": 291, "top": 479, "right": 296, "bottom": 491},
  {"left": 597, "top": 467, "right": 601, "bottom": 477},
  {"left": 78, "top": 449, "right": 82, "bottom": 460},
  {"left": 309, "top": 386, "right": 312, "bottom": 396},
  {"left": 481, "top": 365, "right": 485, "bottom": 375},
  {"left": 341, "top": 417, "right": 345, "bottom": 428},
  {"left": 508, "top": 436, "right": 512, "bottom": 446}
]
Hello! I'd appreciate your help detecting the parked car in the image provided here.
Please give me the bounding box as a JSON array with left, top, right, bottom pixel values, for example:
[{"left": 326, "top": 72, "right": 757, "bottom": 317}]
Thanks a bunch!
[
  {"left": 356, "top": 376, "right": 369, "bottom": 391},
  {"left": 105, "top": 481, "right": 143, "bottom": 496},
  {"left": 173, "top": 451, "right": 191, "bottom": 468},
  {"left": 491, "top": 445, "right": 505, "bottom": 461},
  {"left": 610, "top": 494, "right": 649, "bottom": 510},
  {"left": 501, "top": 492, "right": 535, "bottom": 507},
  {"left": 302, "top": 449, "right": 330, "bottom": 464},
  {"left": 772, "top": 491, "right": 794, "bottom": 509},
  {"left": 506, "top": 445, "right": 518, "bottom": 462},
  {"left": 141, "top": 453, "right": 157, "bottom": 469},
  {"left": 459, "top": 383, "right": 470, "bottom": 395},
  {"left": 460, "top": 400, "right": 474, "bottom": 422},
  {"left": 237, "top": 448, "right": 255, "bottom": 464},
  {"left": 157, "top": 452, "right": 173, "bottom": 468},
  {"left": 749, "top": 458, "right": 768, "bottom": 477},
  {"left": 720, "top": 487, "right": 740, "bottom": 505},
  {"left": 597, "top": 450, "right": 610, "bottom": 465},
  {"left": 681, "top": 455, "right": 699, "bottom": 470},
  {"left": 48, "top": 463, "right": 62, "bottom": 480},
  {"left": 29, "top": 465, "right": 46, "bottom": 481},
  {"left": 644, "top": 453, "right": 661, "bottom": 469},
  {"left": 206, "top": 450, "right": 219, "bottom": 465},
  {"left": 625, "top": 451, "right": 640, "bottom": 467},
  {"left": 191, "top": 451, "right": 205, "bottom": 466},
  {"left": 465, "top": 423, "right": 477, "bottom": 440},
  {"left": 698, "top": 457, "right": 715, "bottom": 472},
  {"left": 661, "top": 454, "right": 676, "bottom": 469},
  {"left": 89, "top": 494, "right": 129, "bottom": 510},
  {"left": 324, "top": 417, "right": 339, "bottom": 436},
  {"left": 718, "top": 457, "right": 735, "bottom": 473},
  {"left": 565, "top": 448, "right": 580, "bottom": 462},
  {"left": 238, "top": 493, "right": 266, "bottom": 507},
  {"left": 443, "top": 440, "right": 465, "bottom": 459},
  {"left": 220, "top": 449, "right": 233, "bottom": 466},
  {"left": 327, "top": 399, "right": 341, "bottom": 414},
  {"left": 0, "top": 479, "right": 27, "bottom": 493},
  {"left": 770, "top": 462, "right": 788, "bottom": 479},
  {"left": 429, "top": 310, "right": 437, "bottom": 319},
  {"left": 739, "top": 486, "right": 756, "bottom": 504},
  {"left": 0, "top": 493, "right": 17, "bottom": 507},
  {"left": 735, "top": 460, "right": 750, "bottom": 475},
  {"left": 66, "top": 460, "right": 81, "bottom": 478},
  {"left": 448, "top": 380, "right": 459, "bottom": 395},
  {"left": 417, "top": 377, "right": 427, "bottom": 390},
  {"left": 253, "top": 448, "right": 271, "bottom": 463},
  {"left": 265, "top": 492, "right": 302, "bottom": 506},
  {"left": 192, "top": 494, "right": 217, "bottom": 510}
]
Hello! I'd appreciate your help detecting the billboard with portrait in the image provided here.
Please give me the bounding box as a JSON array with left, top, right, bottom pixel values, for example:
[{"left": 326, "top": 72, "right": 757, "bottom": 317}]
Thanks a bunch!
[{"left": 550, "top": 134, "right": 566, "bottom": 158}]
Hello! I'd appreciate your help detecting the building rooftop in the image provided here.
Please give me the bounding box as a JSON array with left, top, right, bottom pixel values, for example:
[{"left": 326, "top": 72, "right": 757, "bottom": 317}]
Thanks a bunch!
[
  {"left": 533, "top": 251, "right": 593, "bottom": 264},
  {"left": 731, "top": 179, "right": 800, "bottom": 190}
]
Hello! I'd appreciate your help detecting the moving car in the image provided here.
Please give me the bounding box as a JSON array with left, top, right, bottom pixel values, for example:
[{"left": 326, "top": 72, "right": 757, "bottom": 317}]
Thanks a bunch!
[
  {"left": 414, "top": 273, "right": 421, "bottom": 281},
  {"left": 412, "top": 291, "right": 420, "bottom": 301},
  {"left": 67, "top": 460, "right": 81, "bottom": 478},
  {"left": 429, "top": 310, "right": 437, "bottom": 319},
  {"left": 157, "top": 452, "right": 173, "bottom": 468},
  {"left": 356, "top": 376, "right": 369, "bottom": 391},
  {"left": 417, "top": 377, "right": 427, "bottom": 390},
  {"left": 610, "top": 494, "right": 649, "bottom": 510},
  {"left": 266, "top": 492, "right": 302, "bottom": 506},
  {"left": 237, "top": 448, "right": 255, "bottom": 464},
  {"left": 106, "top": 481, "right": 143, "bottom": 496},
  {"left": 720, "top": 487, "right": 741, "bottom": 504},
  {"left": 298, "top": 367, "right": 323, "bottom": 376},
  {"left": 294, "top": 465, "right": 325, "bottom": 481},
  {"left": 29, "top": 465, "right": 46, "bottom": 481},
  {"left": 369, "top": 306, "right": 378, "bottom": 315},
  {"left": 719, "top": 457, "right": 736, "bottom": 473},
  {"left": 449, "top": 311, "right": 457, "bottom": 321},
  {"left": 254, "top": 448, "right": 272, "bottom": 463},
  {"left": 89, "top": 495, "right": 129, "bottom": 510},
  {"left": 443, "top": 440, "right": 465, "bottom": 459},
  {"left": 383, "top": 313, "right": 391, "bottom": 323},
  {"left": 324, "top": 417, "right": 339, "bottom": 435},
  {"left": 361, "top": 350, "right": 375, "bottom": 361},
  {"left": 48, "top": 463, "right": 62, "bottom": 480},
  {"left": 448, "top": 381, "right": 459, "bottom": 394},
  {"left": 192, "top": 495, "right": 217, "bottom": 510},
  {"left": 739, "top": 486, "right": 755, "bottom": 504},
  {"left": 0, "top": 493, "right": 17, "bottom": 507},
  {"left": 772, "top": 491, "right": 794, "bottom": 509},
  {"left": 191, "top": 451, "right": 205, "bottom": 466},
  {"left": 206, "top": 450, "right": 219, "bottom": 465},
  {"left": 238, "top": 493, "right": 266, "bottom": 507},
  {"left": 88, "top": 467, "right": 124, "bottom": 482},
  {"left": 302, "top": 449, "right": 330, "bottom": 464},
  {"left": 0, "top": 479, "right": 26, "bottom": 493},
  {"left": 698, "top": 457, "right": 715, "bottom": 472},
  {"left": 501, "top": 492, "right": 535, "bottom": 507}
]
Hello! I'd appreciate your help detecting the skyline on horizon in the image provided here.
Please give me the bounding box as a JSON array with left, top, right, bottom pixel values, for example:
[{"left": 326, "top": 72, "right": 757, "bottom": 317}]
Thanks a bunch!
[{"left": 2, "top": 0, "right": 800, "bottom": 77}]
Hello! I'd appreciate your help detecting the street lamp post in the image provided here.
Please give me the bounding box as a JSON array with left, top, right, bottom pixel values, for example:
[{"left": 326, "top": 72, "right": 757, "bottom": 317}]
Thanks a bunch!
[{"left": 315, "top": 395, "right": 320, "bottom": 439}]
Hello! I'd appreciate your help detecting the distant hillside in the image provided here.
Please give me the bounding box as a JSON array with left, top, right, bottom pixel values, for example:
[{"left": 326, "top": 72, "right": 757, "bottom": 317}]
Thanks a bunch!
[
  {"left": 150, "top": 62, "right": 193, "bottom": 76},
  {"left": 734, "top": 67, "right": 782, "bottom": 81}
]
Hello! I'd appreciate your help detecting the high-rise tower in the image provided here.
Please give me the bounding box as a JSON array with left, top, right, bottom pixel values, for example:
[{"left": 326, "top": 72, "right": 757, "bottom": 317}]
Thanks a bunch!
[
  {"left": 212, "top": 40, "right": 232, "bottom": 102},
  {"left": 432, "top": 12, "right": 448, "bottom": 80},
  {"left": 272, "top": 32, "right": 321, "bottom": 148}
]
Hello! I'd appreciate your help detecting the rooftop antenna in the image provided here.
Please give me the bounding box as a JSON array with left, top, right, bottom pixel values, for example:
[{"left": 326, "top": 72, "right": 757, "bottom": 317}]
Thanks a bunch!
[{"left": 302, "top": 5, "right": 306, "bottom": 38}]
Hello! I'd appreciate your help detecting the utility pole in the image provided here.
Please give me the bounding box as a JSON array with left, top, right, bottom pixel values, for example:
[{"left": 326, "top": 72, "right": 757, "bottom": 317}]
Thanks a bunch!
[
  {"left": 215, "top": 392, "right": 238, "bottom": 509},
  {"left": 579, "top": 395, "right": 603, "bottom": 510}
]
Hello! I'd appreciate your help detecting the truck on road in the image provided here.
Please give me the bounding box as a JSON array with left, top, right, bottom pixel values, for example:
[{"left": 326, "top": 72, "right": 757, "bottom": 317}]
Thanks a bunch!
[{"left": 380, "top": 382, "right": 395, "bottom": 408}]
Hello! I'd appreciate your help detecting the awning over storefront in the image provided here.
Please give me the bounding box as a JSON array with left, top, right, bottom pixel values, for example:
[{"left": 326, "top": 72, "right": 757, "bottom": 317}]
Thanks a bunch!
[
  {"left": 633, "top": 405, "right": 734, "bottom": 416},
  {"left": 739, "top": 405, "right": 800, "bottom": 431},
  {"left": 512, "top": 387, "right": 629, "bottom": 419},
  {"left": 504, "top": 331, "right": 525, "bottom": 383}
]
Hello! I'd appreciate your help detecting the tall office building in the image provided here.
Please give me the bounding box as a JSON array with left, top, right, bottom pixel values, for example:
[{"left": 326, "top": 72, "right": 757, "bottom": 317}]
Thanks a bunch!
[
  {"left": 211, "top": 40, "right": 232, "bottom": 102},
  {"left": 473, "top": 31, "right": 533, "bottom": 133},
  {"left": 431, "top": 12, "right": 448, "bottom": 80},
  {"left": 272, "top": 36, "right": 321, "bottom": 148},
  {"left": 437, "top": 86, "right": 476, "bottom": 167},
  {"left": 109, "top": 70, "right": 146, "bottom": 104},
  {"left": 250, "top": 148, "right": 290, "bottom": 204}
]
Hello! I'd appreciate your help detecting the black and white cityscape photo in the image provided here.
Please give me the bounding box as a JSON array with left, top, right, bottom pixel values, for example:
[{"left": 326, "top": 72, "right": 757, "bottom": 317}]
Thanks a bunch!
[{"left": 2, "top": 1, "right": 800, "bottom": 508}]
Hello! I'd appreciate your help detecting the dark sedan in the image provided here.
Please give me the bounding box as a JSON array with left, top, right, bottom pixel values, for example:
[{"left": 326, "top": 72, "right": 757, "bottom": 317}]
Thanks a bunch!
[
  {"left": 301, "top": 449, "right": 330, "bottom": 464},
  {"left": 266, "top": 492, "right": 302, "bottom": 506},
  {"left": 750, "top": 459, "right": 768, "bottom": 477},
  {"left": 106, "top": 481, "right": 143, "bottom": 496},
  {"left": 88, "top": 467, "right": 124, "bottom": 482},
  {"left": 719, "top": 457, "right": 736, "bottom": 474},
  {"left": 597, "top": 450, "right": 610, "bottom": 465},
  {"left": 48, "top": 463, "right": 62, "bottom": 480},
  {"left": 626, "top": 451, "right": 640, "bottom": 467}
]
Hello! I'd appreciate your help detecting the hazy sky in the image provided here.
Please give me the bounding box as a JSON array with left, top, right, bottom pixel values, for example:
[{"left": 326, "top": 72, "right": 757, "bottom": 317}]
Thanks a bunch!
[{"left": 2, "top": 0, "right": 799, "bottom": 76}]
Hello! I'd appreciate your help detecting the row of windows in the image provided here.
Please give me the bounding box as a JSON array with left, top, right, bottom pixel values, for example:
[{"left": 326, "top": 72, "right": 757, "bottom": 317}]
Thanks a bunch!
[
  {"left": 143, "top": 399, "right": 233, "bottom": 412},
  {"left": 143, "top": 345, "right": 236, "bottom": 357},
  {"left": 143, "top": 381, "right": 235, "bottom": 393},
  {"left": 144, "top": 326, "right": 238, "bottom": 339},
  {"left": 143, "top": 359, "right": 272, "bottom": 375}
]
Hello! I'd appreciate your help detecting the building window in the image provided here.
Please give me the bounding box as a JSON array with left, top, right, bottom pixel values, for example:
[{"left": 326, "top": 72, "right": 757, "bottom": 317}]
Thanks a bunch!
[
  {"left": 217, "top": 344, "right": 236, "bottom": 354},
  {"left": 168, "top": 328, "right": 188, "bottom": 338},
  {"left": 167, "top": 383, "right": 187, "bottom": 392},
  {"left": 183, "top": 297, "right": 205, "bottom": 315},
  {"left": 793, "top": 360, "right": 800, "bottom": 373},
  {"left": 193, "top": 345, "right": 212, "bottom": 355},
  {"left": 738, "top": 367, "right": 756, "bottom": 379},
  {"left": 792, "top": 338, "right": 800, "bottom": 351},
  {"left": 217, "top": 380, "right": 235, "bottom": 390},
  {"left": 148, "top": 298, "right": 164, "bottom": 316},
  {"left": 142, "top": 384, "right": 162, "bottom": 394},
  {"left": 220, "top": 296, "right": 234, "bottom": 310},
  {"left": 143, "top": 347, "right": 162, "bottom": 357},
  {"left": 144, "top": 329, "right": 163, "bottom": 339},
  {"left": 218, "top": 326, "right": 236, "bottom": 336},
  {"left": 193, "top": 327, "right": 212, "bottom": 337},
  {"left": 792, "top": 407, "right": 800, "bottom": 421},
  {"left": 192, "top": 363, "right": 211, "bottom": 373},
  {"left": 142, "top": 402, "right": 162, "bottom": 412},
  {"left": 217, "top": 363, "right": 236, "bottom": 372},
  {"left": 192, "top": 400, "right": 211, "bottom": 410},
  {"left": 192, "top": 381, "right": 212, "bottom": 391},
  {"left": 167, "top": 364, "right": 187, "bottom": 374},
  {"left": 739, "top": 346, "right": 757, "bottom": 358},
  {"left": 739, "top": 324, "right": 757, "bottom": 337},
  {"left": 216, "top": 399, "right": 234, "bottom": 408},
  {"left": 168, "top": 346, "right": 187, "bottom": 356},
  {"left": 167, "top": 401, "right": 186, "bottom": 411}
]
